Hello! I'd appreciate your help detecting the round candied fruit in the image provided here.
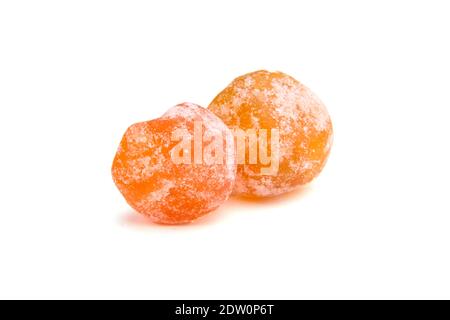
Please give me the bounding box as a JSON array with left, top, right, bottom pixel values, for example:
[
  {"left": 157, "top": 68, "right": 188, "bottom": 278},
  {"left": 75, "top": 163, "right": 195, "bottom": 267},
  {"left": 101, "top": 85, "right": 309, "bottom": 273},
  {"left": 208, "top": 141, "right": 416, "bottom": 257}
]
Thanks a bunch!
[
  {"left": 112, "top": 103, "right": 236, "bottom": 224},
  {"left": 208, "top": 70, "right": 333, "bottom": 198}
]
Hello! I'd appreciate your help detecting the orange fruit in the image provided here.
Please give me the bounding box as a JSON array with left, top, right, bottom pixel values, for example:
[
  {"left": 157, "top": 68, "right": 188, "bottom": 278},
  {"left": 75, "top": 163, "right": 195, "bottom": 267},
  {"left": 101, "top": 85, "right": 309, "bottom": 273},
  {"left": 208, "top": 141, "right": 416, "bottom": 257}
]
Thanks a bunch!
[
  {"left": 112, "top": 103, "right": 236, "bottom": 224},
  {"left": 209, "top": 70, "right": 333, "bottom": 197}
]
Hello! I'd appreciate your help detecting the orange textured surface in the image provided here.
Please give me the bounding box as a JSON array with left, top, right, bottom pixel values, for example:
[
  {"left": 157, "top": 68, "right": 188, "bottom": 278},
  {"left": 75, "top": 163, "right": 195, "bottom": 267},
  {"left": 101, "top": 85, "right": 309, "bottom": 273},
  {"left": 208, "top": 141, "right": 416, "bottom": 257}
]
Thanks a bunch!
[
  {"left": 112, "top": 103, "right": 236, "bottom": 224},
  {"left": 209, "top": 70, "right": 333, "bottom": 198}
]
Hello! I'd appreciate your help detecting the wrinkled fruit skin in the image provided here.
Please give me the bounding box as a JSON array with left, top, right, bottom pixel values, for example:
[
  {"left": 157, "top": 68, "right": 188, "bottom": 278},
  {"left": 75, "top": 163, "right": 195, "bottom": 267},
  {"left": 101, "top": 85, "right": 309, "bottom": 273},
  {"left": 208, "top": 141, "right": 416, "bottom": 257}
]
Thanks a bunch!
[
  {"left": 112, "top": 103, "right": 236, "bottom": 224},
  {"left": 209, "top": 70, "right": 333, "bottom": 198}
]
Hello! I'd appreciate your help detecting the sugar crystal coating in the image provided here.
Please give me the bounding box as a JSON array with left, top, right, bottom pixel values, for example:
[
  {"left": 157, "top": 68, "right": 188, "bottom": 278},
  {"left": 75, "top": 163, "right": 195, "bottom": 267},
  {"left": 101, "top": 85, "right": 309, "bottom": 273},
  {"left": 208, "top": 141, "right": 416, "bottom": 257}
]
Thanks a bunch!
[
  {"left": 112, "top": 103, "right": 236, "bottom": 224},
  {"left": 209, "top": 70, "right": 333, "bottom": 197}
]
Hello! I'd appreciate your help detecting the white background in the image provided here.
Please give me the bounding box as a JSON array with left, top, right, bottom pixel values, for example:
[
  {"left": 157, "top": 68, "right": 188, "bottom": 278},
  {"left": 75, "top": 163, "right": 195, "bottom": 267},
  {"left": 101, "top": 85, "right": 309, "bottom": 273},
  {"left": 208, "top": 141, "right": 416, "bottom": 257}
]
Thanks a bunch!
[{"left": 1, "top": 0, "right": 449, "bottom": 299}]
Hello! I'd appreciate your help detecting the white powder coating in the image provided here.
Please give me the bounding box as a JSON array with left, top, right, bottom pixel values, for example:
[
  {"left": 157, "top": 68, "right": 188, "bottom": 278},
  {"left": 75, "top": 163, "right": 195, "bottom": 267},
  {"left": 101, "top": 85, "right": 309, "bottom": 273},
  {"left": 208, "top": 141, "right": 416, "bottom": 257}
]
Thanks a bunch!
[
  {"left": 112, "top": 103, "right": 237, "bottom": 224},
  {"left": 162, "top": 102, "right": 202, "bottom": 120},
  {"left": 135, "top": 178, "right": 175, "bottom": 210},
  {"left": 164, "top": 102, "right": 236, "bottom": 177},
  {"left": 215, "top": 71, "right": 330, "bottom": 132},
  {"left": 112, "top": 122, "right": 168, "bottom": 186},
  {"left": 271, "top": 77, "right": 330, "bottom": 132},
  {"left": 209, "top": 70, "right": 333, "bottom": 197}
]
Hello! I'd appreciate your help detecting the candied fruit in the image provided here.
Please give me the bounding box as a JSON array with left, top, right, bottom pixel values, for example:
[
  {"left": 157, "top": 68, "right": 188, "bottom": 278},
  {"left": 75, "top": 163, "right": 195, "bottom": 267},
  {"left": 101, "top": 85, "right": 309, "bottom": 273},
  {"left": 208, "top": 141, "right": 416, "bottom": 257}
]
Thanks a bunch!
[
  {"left": 112, "top": 103, "right": 236, "bottom": 224},
  {"left": 209, "top": 70, "right": 333, "bottom": 198}
]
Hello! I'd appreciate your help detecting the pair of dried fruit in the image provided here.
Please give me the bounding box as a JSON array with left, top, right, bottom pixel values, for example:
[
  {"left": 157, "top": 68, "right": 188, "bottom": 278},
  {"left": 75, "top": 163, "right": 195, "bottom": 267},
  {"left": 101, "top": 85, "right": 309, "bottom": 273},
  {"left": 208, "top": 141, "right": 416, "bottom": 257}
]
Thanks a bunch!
[{"left": 112, "top": 70, "right": 333, "bottom": 224}]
